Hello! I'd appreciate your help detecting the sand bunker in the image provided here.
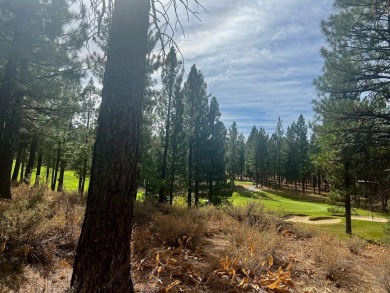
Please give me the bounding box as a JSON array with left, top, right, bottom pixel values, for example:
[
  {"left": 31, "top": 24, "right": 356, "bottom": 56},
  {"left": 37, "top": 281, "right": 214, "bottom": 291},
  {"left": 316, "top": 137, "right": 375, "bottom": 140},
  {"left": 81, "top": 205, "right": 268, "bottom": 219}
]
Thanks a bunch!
[
  {"left": 286, "top": 215, "right": 388, "bottom": 225},
  {"left": 351, "top": 215, "right": 388, "bottom": 222},
  {"left": 285, "top": 215, "right": 341, "bottom": 224}
]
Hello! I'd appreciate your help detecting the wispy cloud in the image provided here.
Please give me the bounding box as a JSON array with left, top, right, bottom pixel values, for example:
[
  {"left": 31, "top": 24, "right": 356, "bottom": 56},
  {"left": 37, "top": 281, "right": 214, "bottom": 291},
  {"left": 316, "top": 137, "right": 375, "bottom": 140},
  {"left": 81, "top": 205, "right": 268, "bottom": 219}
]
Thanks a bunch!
[{"left": 168, "top": 0, "right": 333, "bottom": 136}]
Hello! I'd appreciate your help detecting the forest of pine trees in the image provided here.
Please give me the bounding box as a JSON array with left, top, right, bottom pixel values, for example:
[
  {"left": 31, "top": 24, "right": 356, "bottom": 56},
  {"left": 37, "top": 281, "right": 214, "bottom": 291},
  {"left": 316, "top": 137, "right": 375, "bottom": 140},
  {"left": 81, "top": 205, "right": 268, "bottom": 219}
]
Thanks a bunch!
[{"left": 1, "top": 0, "right": 390, "bottom": 291}]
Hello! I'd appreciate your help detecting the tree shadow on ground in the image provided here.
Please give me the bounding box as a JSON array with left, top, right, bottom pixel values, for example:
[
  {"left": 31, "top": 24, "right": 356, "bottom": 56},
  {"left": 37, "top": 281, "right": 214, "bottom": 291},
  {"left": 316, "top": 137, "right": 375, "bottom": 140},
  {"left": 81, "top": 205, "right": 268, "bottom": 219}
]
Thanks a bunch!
[
  {"left": 234, "top": 186, "right": 276, "bottom": 201},
  {"left": 264, "top": 188, "right": 328, "bottom": 204}
]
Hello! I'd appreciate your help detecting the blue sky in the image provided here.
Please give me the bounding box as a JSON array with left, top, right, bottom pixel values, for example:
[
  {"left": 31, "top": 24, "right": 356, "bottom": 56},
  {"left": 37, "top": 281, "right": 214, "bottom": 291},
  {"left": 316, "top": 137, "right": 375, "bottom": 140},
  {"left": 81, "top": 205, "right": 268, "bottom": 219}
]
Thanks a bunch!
[{"left": 167, "top": 0, "right": 334, "bottom": 137}]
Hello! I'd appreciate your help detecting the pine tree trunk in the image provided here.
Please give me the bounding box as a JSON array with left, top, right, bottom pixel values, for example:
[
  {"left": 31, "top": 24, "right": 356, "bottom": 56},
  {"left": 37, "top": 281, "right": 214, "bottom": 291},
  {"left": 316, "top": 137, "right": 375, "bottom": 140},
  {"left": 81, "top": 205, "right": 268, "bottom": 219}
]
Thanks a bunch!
[
  {"left": 34, "top": 153, "right": 43, "bottom": 186},
  {"left": 51, "top": 142, "right": 61, "bottom": 191},
  {"left": 169, "top": 139, "right": 178, "bottom": 205},
  {"left": 194, "top": 179, "right": 199, "bottom": 208},
  {"left": 344, "top": 162, "right": 352, "bottom": 234},
  {"left": 81, "top": 158, "right": 87, "bottom": 194},
  {"left": 317, "top": 170, "right": 321, "bottom": 194},
  {"left": 159, "top": 76, "right": 174, "bottom": 203},
  {"left": 0, "top": 93, "right": 23, "bottom": 195},
  {"left": 46, "top": 154, "right": 51, "bottom": 182},
  {"left": 382, "top": 192, "right": 388, "bottom": 212},
  {"left": 187, "top": 141, "right": 193, "bottom": 208},
  {"left": 313, "top": 176, "right": 316, "bottom": 193},
  {"left": 0, "top": 4, "right": 33, "bottom": 198},
  {"left": 71, "top": 0, "right": 149, "bottom": 291},
  {"left": 24, "top": 136, "right": 38, "bottom": 183},
  {"left": 19, "top": 159, "right": 25, "bottom": 183},
  {"left": 51, "top": 158, "right": 55, "bottom": 187},
  {"left": 12, "top": 146, "right": 22, "bottom": 181},
  {"left": 57, "top": 160, "right": 66, "bottom": 192},
  {"left": 78, "top": 175, "right": 83, "bottom": 193}
]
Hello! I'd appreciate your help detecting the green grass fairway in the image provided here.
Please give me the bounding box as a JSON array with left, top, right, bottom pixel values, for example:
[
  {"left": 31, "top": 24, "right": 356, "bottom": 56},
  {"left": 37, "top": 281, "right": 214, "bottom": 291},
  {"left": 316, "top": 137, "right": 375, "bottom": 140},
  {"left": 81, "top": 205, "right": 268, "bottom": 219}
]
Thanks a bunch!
[
  {"left": 232, "top": 181, "right": 389, "bottom": 241},
  {"left": 232, "top": 188, "right": 334, "bottom": 218},
  {"left": 12, "top": 163, "right": 89, "bottom": 192}
]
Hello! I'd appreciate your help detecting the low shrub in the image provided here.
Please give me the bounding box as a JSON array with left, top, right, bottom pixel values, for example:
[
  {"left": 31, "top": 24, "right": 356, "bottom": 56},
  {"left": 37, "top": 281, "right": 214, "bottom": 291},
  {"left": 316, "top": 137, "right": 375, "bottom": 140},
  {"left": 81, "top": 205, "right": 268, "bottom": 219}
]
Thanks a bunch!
[
  {"left": 0, "top": 186, "right": 84, "bottom": 291},
  {"left": 346, "top": 235, "right": 366, "bottom": 255},
  {"left": 312, "top": 234, "right": 347, "bottom": 280},
  {"left": 149, "top": 210, "right": 205, "bottom": 249},
  {"left": 224, "top": 201, "right": 281, "bottom": 231}
]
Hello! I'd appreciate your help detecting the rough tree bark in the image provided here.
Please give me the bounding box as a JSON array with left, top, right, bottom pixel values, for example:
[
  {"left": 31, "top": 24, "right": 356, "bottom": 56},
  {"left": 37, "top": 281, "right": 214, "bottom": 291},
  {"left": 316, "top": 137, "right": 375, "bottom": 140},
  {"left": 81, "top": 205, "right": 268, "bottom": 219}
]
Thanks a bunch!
[
  {"left": 0, "top": 3, "right": 33, "bottom": 198},
  {"left": 57, "top": 160, "right": 66, "bottom": 192},
  {"left": 187, "top": 139, "right": 193, "bottom": 208},
  {"left": 24, "top": 136, "right": 38, "bottom": 183},
  {"left": 51, "top": 142, "right": 61, "bottom": 191},
  {"left": 19, "top": 158, "right": 25, "bottom": 183},
  {"left": 35, "top": 152, "right": 43, "bottom": 186},
  {"left": 344, "top": 161, "right": 352, "bottom": 234},
  {"left": 158, "top": 82, "right": 173, "bottom": 203},
  {"left": 70, "top": 0, "right": 150, "bottom": 291},
  {"left": 12, "top": 146, "right": 22, "bottom": 182}
]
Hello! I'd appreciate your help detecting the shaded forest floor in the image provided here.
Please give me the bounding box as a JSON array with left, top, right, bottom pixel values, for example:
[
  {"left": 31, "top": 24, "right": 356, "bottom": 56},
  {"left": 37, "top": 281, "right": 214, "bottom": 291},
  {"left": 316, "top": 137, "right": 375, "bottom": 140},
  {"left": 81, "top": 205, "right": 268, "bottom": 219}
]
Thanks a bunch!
[{"left": 1, "top": 186, "right": 390, "bottom": 292}]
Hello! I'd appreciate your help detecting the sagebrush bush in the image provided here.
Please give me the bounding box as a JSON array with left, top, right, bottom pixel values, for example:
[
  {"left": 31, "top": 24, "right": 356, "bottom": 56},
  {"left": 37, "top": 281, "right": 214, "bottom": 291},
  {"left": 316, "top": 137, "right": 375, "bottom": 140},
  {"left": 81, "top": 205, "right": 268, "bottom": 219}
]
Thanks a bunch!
[
  {"left": 150, "top": 210, "right": 205, "bottom": 248},
  {"left": 312, "top": 234, "right": 347, "bottom": 280},
  {"left": 0, "top": 186, "right": 84, "bottom": 291},
  {"left": 346, "top": 235, "right": 366, "bottom": 255},
  {"left": 224, "top": 201, "right": 281, "bottom": 231},
  {"left": 229, "top": 225, "right": 280, "bottom": 274},
  {"left": 133, "top": 202, "right": 206, "bottom": 252},
  {"left": 290, "top": 223, "right": 319, "bottom": 239}
]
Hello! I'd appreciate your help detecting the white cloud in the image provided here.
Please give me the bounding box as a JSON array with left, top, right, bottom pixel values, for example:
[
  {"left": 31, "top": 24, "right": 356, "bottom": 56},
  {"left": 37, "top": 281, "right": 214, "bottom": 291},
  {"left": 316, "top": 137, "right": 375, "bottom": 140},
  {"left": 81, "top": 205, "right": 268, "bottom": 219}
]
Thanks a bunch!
[{"left": 160, "top": 0, "right": 334, "bottom": 136}]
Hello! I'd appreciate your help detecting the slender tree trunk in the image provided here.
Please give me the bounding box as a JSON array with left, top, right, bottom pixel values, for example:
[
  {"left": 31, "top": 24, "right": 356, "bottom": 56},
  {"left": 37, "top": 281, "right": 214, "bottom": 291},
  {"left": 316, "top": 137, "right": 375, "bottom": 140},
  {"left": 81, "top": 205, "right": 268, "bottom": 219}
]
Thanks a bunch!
[
  {"left": 12, "top": 146, "right": 22, "bottom": 181},
  {"left": 313, "top": 176, "right": 316, "bottom": 193},
  {"left": 46, "top": 154, "right": 51, "bottom": 182},
  {"left": 81, "top": 158, "right": 87, "bottom": 194},
  {"left": 231, "top": 141, "right": 235, "bottom": 188},
  {"left": 169, "top": 163, "right": 175, "bottom": 205},
  {"left": 51, "top": 142, "right": 61, "bottom": 191},
  {"left": 187, "top": 141, "right": 193, "bottom": 208},
  {"left": 317, "top": 170, "right": 321, "bottom": 194},
  {"left": 208, "top": 129, "right": 215, "bottom": 202},
  {"left": 159, "top": 78, "right": 174, "bottom": 203},
  {"left": 302, "top": 178, "right": 305, "bottom": 194},
  {"left": 57, "top": 160, "right": 66, "bottom": 192},
  {"left": 382, "top": 192, "right": 388, "bottom": 212},
  {"left": 81, "top": 110, "right": 90, "bottom": 194},
  {"left": 34, "top": 152, "right": 43, "bottom": 186},
  {"left": 169, "top": 128, "right": 179, "bottom": 205},
  {"left": 51, "top": 157, "right": 55, "bottom": 187},
  {"left": 277, "top": 152, "right": 281, "bottom": 189},
  {"left": 78, "top": 176, "right": 83, "bottom": 193},
  {"left": 71, "top": 0, "right": 149, "bottom": 291},
  {"left": 0, "top": 93, "right": 23, "bottom": 196},
  {"left": 344, "top": 162, "right": 352, "bottom": 235},
  {"left": 24, "top": 136, "right": 38, "bottom": 183},
  {"left": 208, "top": 178, "right": 212, "bottom": 203},
  {"left": 194, "top": 178, "right": 199, "bottom": 208},
  {"left": 19, "top": 158, "right": 25, "bottom": 183}
]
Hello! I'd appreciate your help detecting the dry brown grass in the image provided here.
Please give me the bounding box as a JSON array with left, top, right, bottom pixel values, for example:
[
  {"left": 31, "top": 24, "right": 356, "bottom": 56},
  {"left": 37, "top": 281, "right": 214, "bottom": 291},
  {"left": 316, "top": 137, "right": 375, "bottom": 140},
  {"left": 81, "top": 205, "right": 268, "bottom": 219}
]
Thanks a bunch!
[
  {"left": 1, "top": 188, "right": 390, "bottom": 292},
  {"left": 223, "top": 201, "right": 282, "bottom": 231},
  {"left": 0, "top": 185, "right": 84, "bottom": 292},
  {"left": 346, "top": 235, "right": 367, "bottom": 255},
  {"left": 377, "top": 252, "right": 390, "bottom": 293},
  {"left": 312, "top": 233, "right": 349, "bottom": 281}
]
